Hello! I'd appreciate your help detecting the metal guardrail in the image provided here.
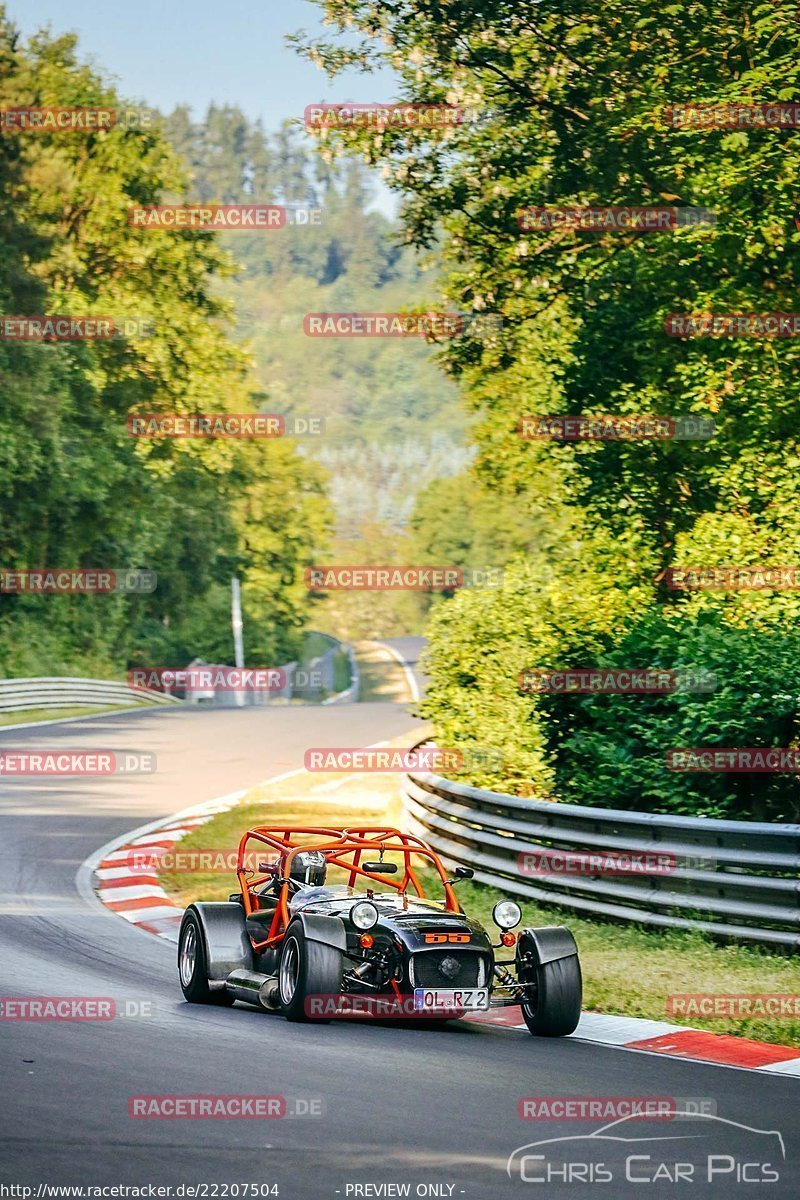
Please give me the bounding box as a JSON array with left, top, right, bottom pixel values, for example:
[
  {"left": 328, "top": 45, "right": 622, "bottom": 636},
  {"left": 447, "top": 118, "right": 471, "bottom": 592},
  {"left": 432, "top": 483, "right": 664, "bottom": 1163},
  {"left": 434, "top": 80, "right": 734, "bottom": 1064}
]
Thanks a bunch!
[
  {"left": 179, "top": 640, "right": 358, "bottom": 706},
  {"left": 0, "top": 677, "right": 180, "bottom": 713},
  {"left": 404, "top": 764, "right": 800, "bottom": 949},
  {"left": 0, "top": 640, "right": 359, "bottom": 716},
  {"left": 322, "top": 645, "right": 360, "bottom": 705},
  {"left": 177, "top": 662, "right": 296, "bottom": 705}
]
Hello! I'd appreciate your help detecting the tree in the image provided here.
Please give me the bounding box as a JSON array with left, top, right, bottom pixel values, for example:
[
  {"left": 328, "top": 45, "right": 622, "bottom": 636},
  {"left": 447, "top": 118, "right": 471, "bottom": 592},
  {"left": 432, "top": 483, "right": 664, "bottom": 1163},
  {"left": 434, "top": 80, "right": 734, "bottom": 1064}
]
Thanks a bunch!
[
  {"left": 0, "top": 11, "right": 330, "bottom": 675},
  {"left": 295, "top": 0, "right": 800, "bottom": 814}
]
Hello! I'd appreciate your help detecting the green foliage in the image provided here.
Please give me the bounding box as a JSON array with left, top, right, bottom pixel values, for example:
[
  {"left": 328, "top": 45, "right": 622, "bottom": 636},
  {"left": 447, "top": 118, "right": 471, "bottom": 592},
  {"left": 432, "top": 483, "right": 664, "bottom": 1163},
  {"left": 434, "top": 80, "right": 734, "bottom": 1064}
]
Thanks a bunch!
[
  {"left": 0, "top": 15, "right": 329, "bottom": 676},
  {"left": 301, "top": 0, "right": 800, "bottom": 818},
  {"left": 299, "top": 0, "right": 800, "bottom": 571},
  {"left": 408, "top": 458, "right": 577, "bottom": 570},
  {"left": 554, "top": 609, "right": 800, "bottom": 822},
  {"left": 161, "top": 102, "right": 468, "bottom": 552},
  {"left": 420, "top": 543, "right": 654, "bottom": 793},
  {"left": 306, "top": 523, "right": 430, "bottom": 642}
]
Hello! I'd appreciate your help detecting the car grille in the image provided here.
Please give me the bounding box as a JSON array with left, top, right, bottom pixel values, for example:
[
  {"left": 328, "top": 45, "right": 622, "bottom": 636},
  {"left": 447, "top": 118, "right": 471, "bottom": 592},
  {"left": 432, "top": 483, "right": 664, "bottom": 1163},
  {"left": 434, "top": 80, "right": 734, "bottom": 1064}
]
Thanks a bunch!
[{"left": 411, "top": 950, "right": 483, "bottom": 989}]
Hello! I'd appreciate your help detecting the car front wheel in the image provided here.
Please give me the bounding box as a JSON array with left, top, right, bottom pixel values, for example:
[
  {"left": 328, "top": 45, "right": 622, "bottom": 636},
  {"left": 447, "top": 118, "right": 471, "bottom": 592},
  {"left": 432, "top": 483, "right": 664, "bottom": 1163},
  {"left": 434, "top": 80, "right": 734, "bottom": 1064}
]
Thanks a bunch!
[
  {"left": 278, "top": 921, "right": 343, "bottom": 1023},
  {"left": 517, "top": 931, "right": 582, "bottom": 1037}
]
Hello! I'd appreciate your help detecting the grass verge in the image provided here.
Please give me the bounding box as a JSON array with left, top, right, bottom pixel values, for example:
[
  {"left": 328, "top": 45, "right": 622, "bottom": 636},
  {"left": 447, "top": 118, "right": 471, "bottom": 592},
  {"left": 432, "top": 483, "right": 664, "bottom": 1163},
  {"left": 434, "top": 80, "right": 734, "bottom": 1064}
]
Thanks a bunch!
[
  {"left": 353, "top": 641, "right": 415, "bottom": 703},
  {"left": 160, "top": 761, "right": 800, "bottom": 1048},
  {"left": 0, "top": 704, "right": 152, "bottom": 727}
]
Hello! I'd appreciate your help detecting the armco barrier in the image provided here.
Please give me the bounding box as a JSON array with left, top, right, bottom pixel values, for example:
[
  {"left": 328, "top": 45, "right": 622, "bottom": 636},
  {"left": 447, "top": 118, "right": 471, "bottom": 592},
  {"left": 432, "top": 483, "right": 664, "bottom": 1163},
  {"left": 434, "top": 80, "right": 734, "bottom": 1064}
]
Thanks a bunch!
[
  {"left": 179, "top": 662, "right": 296, "bottom": 706},
  {"left": 404, "top": 762, "right": 800, "bottom": 948},
  {"left": 177, "top": 639, "right": 357, "bottom": 705},
  {"left": 0, "top": 676, "right": 180, "bottom": 713},
  {"left": 0, "top": 641, "right": 359, "bottom": 716},
  {"left": 323, "top": 645, "right": 361, "bottom": 705}
]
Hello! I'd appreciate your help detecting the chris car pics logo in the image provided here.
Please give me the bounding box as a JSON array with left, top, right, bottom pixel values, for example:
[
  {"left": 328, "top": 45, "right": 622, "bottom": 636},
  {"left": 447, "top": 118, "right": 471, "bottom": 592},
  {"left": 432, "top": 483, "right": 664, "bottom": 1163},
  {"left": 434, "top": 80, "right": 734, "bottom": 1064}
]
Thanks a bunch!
[{"left": 507, "top": 1112, "right": 785, "bottom": 1185}]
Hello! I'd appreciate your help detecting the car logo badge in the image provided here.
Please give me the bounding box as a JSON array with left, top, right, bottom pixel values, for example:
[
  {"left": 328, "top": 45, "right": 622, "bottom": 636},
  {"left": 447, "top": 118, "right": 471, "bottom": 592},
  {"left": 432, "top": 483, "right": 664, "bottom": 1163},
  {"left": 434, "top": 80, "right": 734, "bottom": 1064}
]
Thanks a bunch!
[{"left": 438, "top": 955, "right": 461, "bottom": 980}]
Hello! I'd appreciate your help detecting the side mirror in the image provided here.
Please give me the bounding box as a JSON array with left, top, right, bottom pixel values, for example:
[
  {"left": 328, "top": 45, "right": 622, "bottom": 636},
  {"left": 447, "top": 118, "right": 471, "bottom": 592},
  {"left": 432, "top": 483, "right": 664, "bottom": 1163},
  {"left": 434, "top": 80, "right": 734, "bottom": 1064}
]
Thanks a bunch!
[
  {"left": 363, "top": 861, "right": 398, "bottom": 874},
  {"left": 454, "top": 866, "right": 474, "bottom": 880}
]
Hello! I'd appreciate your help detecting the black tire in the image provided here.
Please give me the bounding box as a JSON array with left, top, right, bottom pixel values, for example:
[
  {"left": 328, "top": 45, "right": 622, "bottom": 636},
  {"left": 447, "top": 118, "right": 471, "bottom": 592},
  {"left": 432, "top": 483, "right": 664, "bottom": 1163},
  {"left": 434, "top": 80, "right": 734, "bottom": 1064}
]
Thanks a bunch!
[
  {"left": 278, "top": 920, "right": 343, "bottom": 1023},
  {"left": 518, "top": 941, "right": 582, "bottom": 1037},
  {"left": 178, "top": 908, "right": 235, "bottom": 1006}
]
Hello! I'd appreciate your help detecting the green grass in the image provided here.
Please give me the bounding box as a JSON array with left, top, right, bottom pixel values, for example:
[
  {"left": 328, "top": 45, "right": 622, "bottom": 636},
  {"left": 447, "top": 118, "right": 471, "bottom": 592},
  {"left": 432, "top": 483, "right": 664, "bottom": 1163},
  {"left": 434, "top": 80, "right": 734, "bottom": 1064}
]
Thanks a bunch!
[
  {"left": 353, "top": 641, "right": 415, "bottom": 702},
  {"left": 160, "top": 770, "right": 403, "bottom": 910},
  {"left": 441, "top": 876, "right": 800, "bottom": 1046},
  {"left": 300, "top": 631, "right": 339, "bottom": 661},
  {"left": 159, "top": 758, "right": 800, "bottom": 1048},
  {"left": 0, "top": 703, "right": 150, "bottom": 726},
  {"left": 331, "top": 649, "right": 351, "bottom": 693}
]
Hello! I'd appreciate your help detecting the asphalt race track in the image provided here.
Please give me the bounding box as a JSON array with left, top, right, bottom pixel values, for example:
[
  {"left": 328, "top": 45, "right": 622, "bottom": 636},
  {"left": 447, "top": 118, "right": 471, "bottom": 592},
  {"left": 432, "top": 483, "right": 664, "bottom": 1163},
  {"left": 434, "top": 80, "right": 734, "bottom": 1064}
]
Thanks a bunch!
[{"left": 1, "top": 642, "right": 797, "bottom": 1198}]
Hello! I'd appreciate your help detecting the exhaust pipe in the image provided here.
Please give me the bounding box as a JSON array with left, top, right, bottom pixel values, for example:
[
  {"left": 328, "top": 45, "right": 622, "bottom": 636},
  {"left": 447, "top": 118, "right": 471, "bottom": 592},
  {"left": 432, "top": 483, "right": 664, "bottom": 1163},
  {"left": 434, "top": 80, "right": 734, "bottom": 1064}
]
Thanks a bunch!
[{"left": 225, "top": 969, "right": 280, "bottom": 1011}]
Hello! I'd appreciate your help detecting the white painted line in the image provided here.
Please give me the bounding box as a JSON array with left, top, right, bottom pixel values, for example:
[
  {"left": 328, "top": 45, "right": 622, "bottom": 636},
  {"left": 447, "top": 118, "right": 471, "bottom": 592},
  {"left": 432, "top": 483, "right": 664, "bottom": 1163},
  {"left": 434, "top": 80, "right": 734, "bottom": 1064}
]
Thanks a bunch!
[
  {"left": 97, "top": 884, "right": 166, "bottom": 902},
  {"left": 99, "top": 848, "right": 169, "bottom": 864},
  {"left": 96, "top": 866, "right": 156, "bottom": 880},
  {"left": 157, "top": 929, "right": 182, "bottom": 942},
  {"left": 375, "top": 641, "right": 420, "bottom": 703},
  {"left": 755, "top": 1057, "right": 800, "bottom": 1075},
  {"left": 159, "top": 818, "right": 212, "bottom": 830},
  {"left": 130, "top": 829, "right": 187, "bottom": 845},
  {"left": 117, "top": 905, "right": 183, "bottom": 923},
  {"left": 572, "top": 1012, "right": 690, "bottom": 1045},
  {"left": 0, "top": 704, "right": 171, "bottom": 734}
]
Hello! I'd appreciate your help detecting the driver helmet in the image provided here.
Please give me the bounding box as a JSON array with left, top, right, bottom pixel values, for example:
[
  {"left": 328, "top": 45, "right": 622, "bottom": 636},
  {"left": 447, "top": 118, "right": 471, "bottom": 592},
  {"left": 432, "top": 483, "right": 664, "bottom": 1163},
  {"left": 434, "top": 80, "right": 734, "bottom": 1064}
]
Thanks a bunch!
[{"left": 288, "top": 849, "right": 327, "bottom": 887}]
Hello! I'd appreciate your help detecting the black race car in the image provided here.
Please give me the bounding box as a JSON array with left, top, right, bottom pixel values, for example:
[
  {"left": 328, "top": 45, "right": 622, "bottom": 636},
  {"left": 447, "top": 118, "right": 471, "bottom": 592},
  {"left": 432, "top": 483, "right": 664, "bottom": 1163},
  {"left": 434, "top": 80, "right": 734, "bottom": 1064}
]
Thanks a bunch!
[{"left": 178, "top": 824, "right": 582, "bottom": 1034}]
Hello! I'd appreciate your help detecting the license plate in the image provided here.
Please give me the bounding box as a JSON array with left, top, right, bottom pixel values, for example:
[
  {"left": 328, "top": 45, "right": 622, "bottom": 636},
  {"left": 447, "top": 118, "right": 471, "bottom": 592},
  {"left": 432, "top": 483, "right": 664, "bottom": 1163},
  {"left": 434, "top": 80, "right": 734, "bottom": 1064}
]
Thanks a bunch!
[{"left": 413, "top": 987, "right": 490, "bottom": 1012}]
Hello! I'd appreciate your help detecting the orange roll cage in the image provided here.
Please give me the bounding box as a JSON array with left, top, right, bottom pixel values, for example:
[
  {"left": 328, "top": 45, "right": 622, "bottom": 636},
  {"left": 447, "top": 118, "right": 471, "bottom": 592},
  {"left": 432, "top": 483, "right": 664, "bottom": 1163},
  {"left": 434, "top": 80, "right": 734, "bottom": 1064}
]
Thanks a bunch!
[{"left": 235, "top": 825, "right": 461, "bottom": 952}]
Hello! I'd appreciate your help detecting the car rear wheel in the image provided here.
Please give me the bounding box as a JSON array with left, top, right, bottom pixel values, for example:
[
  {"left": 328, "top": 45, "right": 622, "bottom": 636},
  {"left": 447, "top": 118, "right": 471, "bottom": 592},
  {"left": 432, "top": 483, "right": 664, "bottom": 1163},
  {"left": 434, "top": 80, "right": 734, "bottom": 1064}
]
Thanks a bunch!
[
  {"left": 517, "top": 935, "right": 582, "bottom": 1037},
  {"left": 178, "top": 908, "right": 235, "bottom": 1006},
  {"left": 278, "top": 921, "right": 343, "bottom": 1022}
]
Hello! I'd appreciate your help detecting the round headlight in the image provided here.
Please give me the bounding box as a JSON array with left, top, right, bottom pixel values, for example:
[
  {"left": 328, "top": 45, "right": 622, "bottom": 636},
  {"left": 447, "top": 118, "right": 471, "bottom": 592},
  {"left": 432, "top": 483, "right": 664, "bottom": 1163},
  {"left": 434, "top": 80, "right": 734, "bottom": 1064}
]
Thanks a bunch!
[
  {"left": 492, "top": 900, "right": 522, "bottom": 930},
  {"left": 351, "top": 900, "right": 379, "bottom": 931}
]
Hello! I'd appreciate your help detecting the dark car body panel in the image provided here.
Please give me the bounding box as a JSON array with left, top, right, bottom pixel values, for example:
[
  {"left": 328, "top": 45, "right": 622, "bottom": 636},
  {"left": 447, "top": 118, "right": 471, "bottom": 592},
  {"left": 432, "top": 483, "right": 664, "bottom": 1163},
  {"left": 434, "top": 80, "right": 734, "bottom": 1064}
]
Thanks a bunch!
[{"left": 282, "top": 889, "right": 494, "bottom": 995}]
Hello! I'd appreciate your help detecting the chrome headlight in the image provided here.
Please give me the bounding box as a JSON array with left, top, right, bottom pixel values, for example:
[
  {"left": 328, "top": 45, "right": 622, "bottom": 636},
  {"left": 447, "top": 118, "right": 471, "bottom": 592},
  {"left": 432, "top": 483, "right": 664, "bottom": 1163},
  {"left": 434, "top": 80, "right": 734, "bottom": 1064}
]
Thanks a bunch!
[
  {"left": 351, "top": 900, "right": 379, "bottom": 931},
  {"left": 492, "top": 900, "right": 522, "bottom": 930}
]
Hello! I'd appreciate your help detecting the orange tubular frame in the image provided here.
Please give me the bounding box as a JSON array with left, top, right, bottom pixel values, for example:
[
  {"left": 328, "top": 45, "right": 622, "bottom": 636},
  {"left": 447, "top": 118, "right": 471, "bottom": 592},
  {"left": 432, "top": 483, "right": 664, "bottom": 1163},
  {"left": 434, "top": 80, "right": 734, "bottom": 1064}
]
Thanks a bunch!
[{"left": 235, "top": 825, "right": 461, "bottom": 952}]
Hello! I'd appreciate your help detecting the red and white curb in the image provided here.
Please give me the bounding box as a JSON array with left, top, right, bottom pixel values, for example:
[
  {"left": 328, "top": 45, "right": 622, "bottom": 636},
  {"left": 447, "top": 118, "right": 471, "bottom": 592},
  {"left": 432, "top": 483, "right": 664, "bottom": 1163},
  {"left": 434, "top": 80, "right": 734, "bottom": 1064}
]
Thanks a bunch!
[
  {"left": 470, "top": 1008, "right": 800, "bottom": 1076},
  {"left": 83, "top": 789, "right": 800, "bottom": 1080},
  {"left": 84, "top": 787, "right": 252, "bottom": 940}
]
